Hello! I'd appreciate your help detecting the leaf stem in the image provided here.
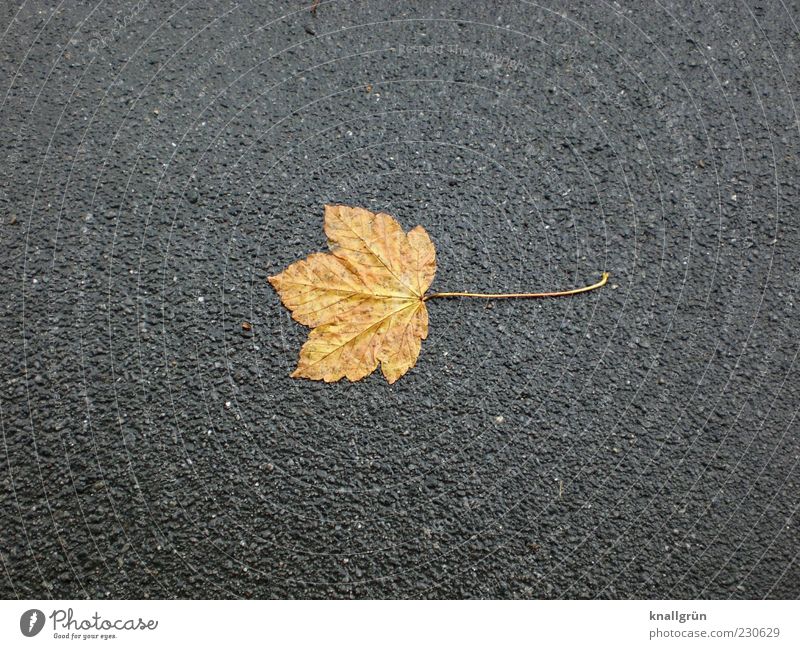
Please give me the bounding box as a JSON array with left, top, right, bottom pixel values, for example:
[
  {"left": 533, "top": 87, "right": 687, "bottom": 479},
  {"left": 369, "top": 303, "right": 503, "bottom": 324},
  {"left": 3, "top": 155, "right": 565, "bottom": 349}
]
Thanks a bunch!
[{"left": 423, "top": 272, "right": 609, "bottom": 301}]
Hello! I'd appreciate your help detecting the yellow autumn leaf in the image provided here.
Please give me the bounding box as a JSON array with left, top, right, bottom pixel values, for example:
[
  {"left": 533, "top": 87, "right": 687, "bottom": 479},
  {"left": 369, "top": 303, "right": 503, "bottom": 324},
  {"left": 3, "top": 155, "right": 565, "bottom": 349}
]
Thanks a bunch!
[
  {"left": 270, "top": 204, "right": 609, "bottom": 384},
  {"left": 269, "top": 205, "right": 436, "bottom": 384}
]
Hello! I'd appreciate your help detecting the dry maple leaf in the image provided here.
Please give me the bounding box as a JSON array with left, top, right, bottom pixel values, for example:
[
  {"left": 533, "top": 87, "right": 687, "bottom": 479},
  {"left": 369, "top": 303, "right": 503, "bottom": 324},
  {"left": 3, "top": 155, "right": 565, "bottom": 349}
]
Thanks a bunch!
[
  {"left": 269, "top": 205, "right": 435, "bottom": 384},
  {"left": 269, "top": 205, "right": 608, "bottom": 384}
]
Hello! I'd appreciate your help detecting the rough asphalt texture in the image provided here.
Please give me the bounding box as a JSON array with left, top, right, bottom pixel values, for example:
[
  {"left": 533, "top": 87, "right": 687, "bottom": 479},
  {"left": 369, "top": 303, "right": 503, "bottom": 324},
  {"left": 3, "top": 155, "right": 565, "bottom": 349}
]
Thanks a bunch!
[{"left": 1, "top": 0, "right": 798, "bottom": 599}]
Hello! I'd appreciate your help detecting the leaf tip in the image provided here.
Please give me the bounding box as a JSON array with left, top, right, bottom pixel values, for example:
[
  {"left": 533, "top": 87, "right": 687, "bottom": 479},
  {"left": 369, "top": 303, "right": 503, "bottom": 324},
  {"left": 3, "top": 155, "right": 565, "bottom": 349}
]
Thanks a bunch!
[{"left": 380, "top": 364, "right": 405, "bottom": 385}]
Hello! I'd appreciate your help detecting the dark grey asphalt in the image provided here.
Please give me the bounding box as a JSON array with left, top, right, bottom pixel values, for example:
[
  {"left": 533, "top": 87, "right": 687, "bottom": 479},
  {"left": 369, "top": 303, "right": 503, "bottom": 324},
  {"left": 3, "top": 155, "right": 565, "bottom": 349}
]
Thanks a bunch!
[{"left": 1, "top": 0, "right": 798, "bottom": 599}]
